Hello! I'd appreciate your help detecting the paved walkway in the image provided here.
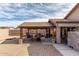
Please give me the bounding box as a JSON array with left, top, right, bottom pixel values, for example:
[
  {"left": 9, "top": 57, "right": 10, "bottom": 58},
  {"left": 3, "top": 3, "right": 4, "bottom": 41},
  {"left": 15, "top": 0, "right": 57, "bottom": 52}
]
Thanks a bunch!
[
  {"left": 0, "top": 39, "right": 62, "bottom": 56},
  {"left": 26, "top": 42, "right": 62, "bottom": 56},
  {"left": 54, "top": 44, "right": 79, "bottom": 56}
]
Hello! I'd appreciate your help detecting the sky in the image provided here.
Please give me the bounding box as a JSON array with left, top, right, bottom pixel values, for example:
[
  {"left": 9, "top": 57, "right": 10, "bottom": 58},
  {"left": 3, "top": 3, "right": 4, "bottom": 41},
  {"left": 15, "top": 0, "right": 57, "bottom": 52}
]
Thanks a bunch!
[{"left": 0, "top": 3, "right": 76, "bottom": 27}]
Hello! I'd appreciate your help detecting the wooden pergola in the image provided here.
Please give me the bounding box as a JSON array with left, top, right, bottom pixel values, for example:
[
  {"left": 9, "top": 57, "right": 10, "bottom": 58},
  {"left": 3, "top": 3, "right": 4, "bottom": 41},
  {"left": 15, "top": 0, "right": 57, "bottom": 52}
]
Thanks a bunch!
[{"left": 18, "top": 22, "right": 53, "bottom": 44}]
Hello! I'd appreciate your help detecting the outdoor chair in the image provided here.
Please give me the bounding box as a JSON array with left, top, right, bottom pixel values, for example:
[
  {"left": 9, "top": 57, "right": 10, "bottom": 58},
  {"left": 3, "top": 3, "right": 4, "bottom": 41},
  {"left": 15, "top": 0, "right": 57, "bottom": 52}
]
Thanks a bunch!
[
  {"left": 41, "top": 36, "right": 45, "bottom": 42},
  {"left": 23, "top": 33, "right": 32, "bottom": 42}
]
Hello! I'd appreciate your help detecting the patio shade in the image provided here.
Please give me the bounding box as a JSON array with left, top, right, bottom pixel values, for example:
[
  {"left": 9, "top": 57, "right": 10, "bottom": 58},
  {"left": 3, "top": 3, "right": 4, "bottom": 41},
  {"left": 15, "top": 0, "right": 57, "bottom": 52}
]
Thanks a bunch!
[{"left": 18, "top": 22, "right": 52, "bottom": 28}]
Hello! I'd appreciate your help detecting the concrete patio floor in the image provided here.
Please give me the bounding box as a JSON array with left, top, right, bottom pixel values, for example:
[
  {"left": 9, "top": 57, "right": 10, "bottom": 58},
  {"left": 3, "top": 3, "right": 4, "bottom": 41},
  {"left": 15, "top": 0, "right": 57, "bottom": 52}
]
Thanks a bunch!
[
  {"left": 0, "top": 39, "right": 62, "bottom": 56},
  {"left": 54, "top": 44, "right": 79, "bottom": 56}
]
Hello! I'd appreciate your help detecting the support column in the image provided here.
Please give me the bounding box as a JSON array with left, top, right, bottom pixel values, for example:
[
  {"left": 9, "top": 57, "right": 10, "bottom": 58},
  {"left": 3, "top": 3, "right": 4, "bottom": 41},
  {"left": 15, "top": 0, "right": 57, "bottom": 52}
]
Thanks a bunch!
[
  {"left": 50, "top": 27, "right": 54, "bottom": 38},
  {"left": 19, "top": 27, "right": 23, "bottom": 44},
  {"left": 28, "top": 28, "right": 29, "bottom": 34},
  {"left": 56, "top": 26, "right": 61, "bottom": 44},
  {"left": 49, "top": 28, "right": 50, "bottom": 37}
]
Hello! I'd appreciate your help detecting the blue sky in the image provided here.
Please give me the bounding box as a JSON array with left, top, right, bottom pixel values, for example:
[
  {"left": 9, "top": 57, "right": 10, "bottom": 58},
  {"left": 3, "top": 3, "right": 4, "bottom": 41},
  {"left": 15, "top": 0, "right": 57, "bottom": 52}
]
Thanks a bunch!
[{"left": 0, "top": 3, "right": 76, "bottom": 27}]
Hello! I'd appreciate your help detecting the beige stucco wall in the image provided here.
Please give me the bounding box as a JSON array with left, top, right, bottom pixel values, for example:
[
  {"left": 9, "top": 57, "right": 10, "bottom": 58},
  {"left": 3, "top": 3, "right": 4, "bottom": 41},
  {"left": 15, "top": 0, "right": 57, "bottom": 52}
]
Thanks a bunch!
[
  {"left": 67, "top": 6, "right": 79, "bottom": 20},
  {"left": 68, "top": 31, "right": 79, "bottom": 51}
]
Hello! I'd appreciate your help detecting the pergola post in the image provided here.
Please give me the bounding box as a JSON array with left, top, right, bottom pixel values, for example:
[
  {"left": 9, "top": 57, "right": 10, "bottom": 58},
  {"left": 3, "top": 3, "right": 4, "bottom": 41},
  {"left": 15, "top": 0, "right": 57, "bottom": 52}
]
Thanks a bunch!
[
  {"left": 51, "top": 27, "right": 55, "bottom": 38},
  {"left": 56, "top": 26, "right": 61, "bottom": 44},
  {"left": 46, "top": 28, "right": 48, "bottom": 36},
  {"left": 19, "top": 27, "right": 23, "bottom": 44},
  {"left": 49, "top": 28, "right": 50, "bottom": 37},
  {"left": 28, "top": 28, "right": 29, "bottom": 34}
]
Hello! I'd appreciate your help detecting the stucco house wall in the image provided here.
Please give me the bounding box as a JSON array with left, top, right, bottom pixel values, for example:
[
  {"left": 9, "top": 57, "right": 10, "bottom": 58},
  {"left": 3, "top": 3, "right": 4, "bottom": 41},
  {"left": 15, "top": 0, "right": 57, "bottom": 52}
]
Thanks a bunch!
[
  {"left": 65, "top": 4, "right": 79, "bottom": 31},
  {"left": 66, "top": 5, "right": 79, "bottom": 20},
  {"left": 68, "top": 31, "right": 79, "bottom": 51}
]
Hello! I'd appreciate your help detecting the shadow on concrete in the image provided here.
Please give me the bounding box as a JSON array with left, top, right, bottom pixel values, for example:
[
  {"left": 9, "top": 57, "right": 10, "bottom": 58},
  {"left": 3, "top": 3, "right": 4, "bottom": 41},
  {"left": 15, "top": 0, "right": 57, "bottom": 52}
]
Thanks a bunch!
[{"left": 1, "top": 38, "right": 19, "bottom": 44}]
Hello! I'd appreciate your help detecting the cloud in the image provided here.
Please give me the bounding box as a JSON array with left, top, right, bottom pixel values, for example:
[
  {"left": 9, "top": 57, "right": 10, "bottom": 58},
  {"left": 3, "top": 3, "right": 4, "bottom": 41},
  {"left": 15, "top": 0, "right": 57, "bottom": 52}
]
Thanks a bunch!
[{"left": 0, "top": 3, "right": 76, "bottom": 27}]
